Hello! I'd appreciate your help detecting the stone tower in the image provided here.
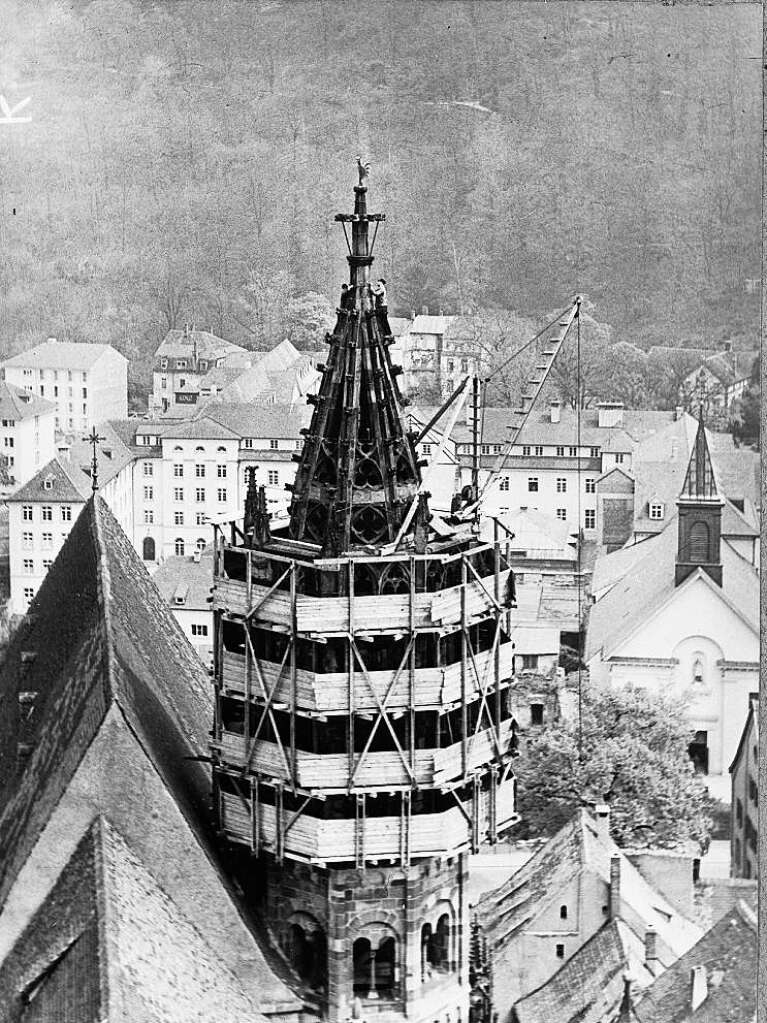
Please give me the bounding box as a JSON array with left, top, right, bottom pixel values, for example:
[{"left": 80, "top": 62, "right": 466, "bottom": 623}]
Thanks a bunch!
[
  {"left": 210, "top": 168, "right": 519, "bottom": 1023},
  {"left": 675, "top": 409, "right": 724, "bottom": 587}
]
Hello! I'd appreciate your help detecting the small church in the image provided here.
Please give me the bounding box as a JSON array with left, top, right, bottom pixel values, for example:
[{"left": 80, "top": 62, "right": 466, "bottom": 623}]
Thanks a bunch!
[{"left": 585, "top": 412, "right": 759, "bottom": 801}]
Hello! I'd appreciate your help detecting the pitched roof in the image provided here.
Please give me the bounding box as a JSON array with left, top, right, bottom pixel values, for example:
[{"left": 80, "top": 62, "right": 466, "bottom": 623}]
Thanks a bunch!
[
  {"left": 203, "top": 401, "right": 312, "bottom": 439},
  {"left": 155, "top": 329, "right": 248, "bottom": 361},
  {"left": 168, "top": 416, "right": 240, "bottom": 442},
  {"left": 0, "top": 498, "right": 212, "bottom": 900},
  {"left": 7, "top": 455, "right": 91, "bottom": 503},
  {"left": 153, "top": 552, "right": 215, "bottom": 611},
  {"left": 513, "top": 918, "right": 655, "bottom": 1023},
  {"left": 0, "top": 818, "right": 269, "bottom": 1021},
  {"left": 477, "top": 810, "right": 701, "bottom": 965},
  {"left": 0, "top": 381, "right": 54, "bottom": 420},
  {"left": 634, "top": 902, "right": 756, "bottom": 1023},
  {"left": 3, "top": 341, "right": 125, "bottom": 369},
  {"left": 728, "top": 697, "right": 759, "bottom": 775},
  {"left": 585, "top": 523, "right": 759, "bottom": 662},
  {"left": 0, "top": 498, "right": 299, "bottom": 1011}
]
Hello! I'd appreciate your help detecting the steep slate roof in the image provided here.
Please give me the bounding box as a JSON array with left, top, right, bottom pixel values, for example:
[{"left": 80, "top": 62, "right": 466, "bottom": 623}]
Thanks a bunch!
[
  {"left": 7, "top": 455, "right": 91, "bottom": 504},
  {"left": 3, "top": 340, "right": 125, "bottom": 369},
  {"left": 0, "top": 498, "right": 300, "bottom": 1013},
  {"left": 728, "top": 697, "right": 758, "bottom": 775},
  {"left": 0, "top": 818, "right": 268, "bottom": 1022},
  {"left": 0, "top": 381, "right": 54, "bottom": 420},
  {"left": 477, "top": 810, "right": 700, "bottom": 966},
  {"left": 513, "top": 918, "right": 655, "bottom": 1023},
  {"left": 169, "top": 416, "right": 240, "bottom": 442},
  {"left": 634, "top": 902, "right": 756, "bottom": 1023},
  {"left": 585, "top": 522, "right": 759, "bottom": 663}
]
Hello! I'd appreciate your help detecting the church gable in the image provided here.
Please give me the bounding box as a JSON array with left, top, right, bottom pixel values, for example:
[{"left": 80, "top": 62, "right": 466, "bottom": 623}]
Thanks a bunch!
[{"left": 610, "top": 573, "right": 758, "bottom": 663}]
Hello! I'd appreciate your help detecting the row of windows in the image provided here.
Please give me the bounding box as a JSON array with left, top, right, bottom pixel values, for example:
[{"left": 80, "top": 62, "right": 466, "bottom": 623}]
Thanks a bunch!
[
  {"left": 22, "top": 505, "right": 72, "bottom": 522},
  {"left": 173, "top": 463, "right": 229, "bottom": 478},
  {"left": 21, "top": 558, "right": 54, "bottom": 573},
  {"left": 523, "top": 476, "right": 596, "bottom": 493},
  {"left": 143, "top": 509, "right": 209, "bottom": 526},
  {"left": 28, "top": 369, "right": 88, "bottom": 382},
  {"left": 21, "top": 531, "right": 59, "bottom": 549}
]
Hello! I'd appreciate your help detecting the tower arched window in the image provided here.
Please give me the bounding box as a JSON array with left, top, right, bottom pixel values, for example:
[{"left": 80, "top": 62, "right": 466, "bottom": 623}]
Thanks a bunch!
[
  {"left": 421, "top": 923, "right": 432, "bottom": 979},
  {"left": 689, "top": 521, "right": 710, "bottom": 562},
  {"left": 353, "top": 938, "right": 372, "bottom": 999},
  {"left": 433, "top": 914, "right": 451, "bottom": 971},
  {"left": 142, "top": 536, "right": 155, "bottom": 561},
  {"left": 375, "top": 936, "right": 396, "bottom": 998}
]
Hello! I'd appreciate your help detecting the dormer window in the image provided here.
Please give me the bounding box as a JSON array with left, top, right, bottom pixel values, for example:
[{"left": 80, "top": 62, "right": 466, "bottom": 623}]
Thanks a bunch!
[
  {"left": 160, "top": 358, "right": 168, "bottom": 370},
  {"left": 649, "top": 502, "right": 665, "bottom": 521},
  {"left": 43, "top": 477, "right": 53, "bottom": 491}
]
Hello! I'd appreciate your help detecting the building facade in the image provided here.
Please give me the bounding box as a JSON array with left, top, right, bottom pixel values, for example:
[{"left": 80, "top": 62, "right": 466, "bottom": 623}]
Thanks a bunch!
[
  {"left": 3, "top": 338, "right": 128, "bottom": 433},
  {"left": 729, "top": 699, "right": 758, "bottom": 880},
  {"left": 586, "top": 416, "right": 759, "bottom": 800},
  {"left": 149, "top": 326, "right": 250, "bottom": 414},
  {"left": 0, "top": 383, "right": 55, "bottom": 492}
]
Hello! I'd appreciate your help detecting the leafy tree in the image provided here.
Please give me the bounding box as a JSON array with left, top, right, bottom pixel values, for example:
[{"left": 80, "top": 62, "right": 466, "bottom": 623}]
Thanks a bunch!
[
  {"left": 285, "top": 291, "right": 335, "bottom": 350},
  {"left": 514, "top": 683, "right": 713, "bottom": 851},
  {"left": 730, "top": 385, "right": 761, "bottom": 447}
]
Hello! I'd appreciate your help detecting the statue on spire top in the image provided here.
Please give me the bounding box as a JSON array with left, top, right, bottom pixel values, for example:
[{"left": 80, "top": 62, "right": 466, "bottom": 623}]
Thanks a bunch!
[{"left": 356, "top": 156, "right": 370, "bottom": 187}]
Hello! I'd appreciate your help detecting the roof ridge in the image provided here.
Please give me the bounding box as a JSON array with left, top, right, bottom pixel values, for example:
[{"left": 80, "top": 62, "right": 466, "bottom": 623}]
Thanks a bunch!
[{"left": 91, "top": 498, "right": 118, "bottom": 703}]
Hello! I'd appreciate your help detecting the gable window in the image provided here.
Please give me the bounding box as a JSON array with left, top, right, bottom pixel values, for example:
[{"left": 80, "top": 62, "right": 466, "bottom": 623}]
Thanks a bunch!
[
  {"left": 423, "top": 443, "right": 432, "bottom": 456},
  {"left": 649, "top": 502, "right": 664, "bottom": 521},
  {"left": 559, "top": 905, "right": 568, "bottom": 920},
  {"left": 556, "top": 944, "right": 565, "bottom": 959},
  {"left": 191, "top": 623, "right": 209, "bottom": 637},
  {"left": 615, "top": 453, "right": 625, "bottom": 464}
]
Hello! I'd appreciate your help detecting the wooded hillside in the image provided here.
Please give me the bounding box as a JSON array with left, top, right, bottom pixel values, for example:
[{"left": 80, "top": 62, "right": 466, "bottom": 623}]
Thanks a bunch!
[{"left": 0, "top": 0, "right": 760, "bottom": 388}]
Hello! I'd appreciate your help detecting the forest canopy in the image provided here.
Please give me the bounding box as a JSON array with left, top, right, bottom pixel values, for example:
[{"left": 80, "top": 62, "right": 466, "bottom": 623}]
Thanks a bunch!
[{"left": 0, "top": 0, "right": 760, "bottom": 393}]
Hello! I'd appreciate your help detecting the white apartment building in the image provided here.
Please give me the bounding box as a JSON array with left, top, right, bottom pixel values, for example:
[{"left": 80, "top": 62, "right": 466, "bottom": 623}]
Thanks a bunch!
[
  {"left": 7, "top": 422, "right": 137, "bottom": 613},
  {"left": 2, "top": 338, "right": 128, "bottom": 433},
  {"left": 0, "top": 382, "right": 56, "bottom": 492}
]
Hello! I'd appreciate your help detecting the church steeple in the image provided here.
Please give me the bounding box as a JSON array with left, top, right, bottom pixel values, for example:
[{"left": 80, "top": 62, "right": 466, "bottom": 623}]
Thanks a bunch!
[
  {"left": 675, "top": 409, "right": 724, "bottom": 587},
  {"left": 287, "top": 165, "right": 423, "bottom": 555}
]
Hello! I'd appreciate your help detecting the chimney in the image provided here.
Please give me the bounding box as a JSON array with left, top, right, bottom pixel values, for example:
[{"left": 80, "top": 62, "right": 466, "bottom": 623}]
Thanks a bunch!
[
  {"left": 550, "top": 400, "right": 561, "bottom": 424},
  {"left": 421, "top": 305, "right": 429, "bottom": 316},
  {"left": 674, "top": 405, "right": 684, "bottom": 422},
  {"left": 690, "top": 966, "right": 708, "bottom": 1011},
  {"left": 609, "top": 855, "right": 621, "bottom": 919},
  {"left": 593, "top": 803, "right": 611, "bottom": 843},
  {"left": 617, "top": 971, "right": 634, "bottom": 1022},
  {"left": 644, "top": 926, "right": 658, "bottom": 967},
  {"left": 597, "top": 402, "right": 625, "bottom": 428}
]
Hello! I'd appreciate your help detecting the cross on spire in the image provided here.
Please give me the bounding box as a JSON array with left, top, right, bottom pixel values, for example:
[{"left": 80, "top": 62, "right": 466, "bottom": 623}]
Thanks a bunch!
[{"left": 83, "top": 427, "right": 106, "bottom": 494}]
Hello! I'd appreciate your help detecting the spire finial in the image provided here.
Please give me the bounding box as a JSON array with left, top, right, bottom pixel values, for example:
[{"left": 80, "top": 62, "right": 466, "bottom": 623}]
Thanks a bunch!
[{"left": 83, "top": 427, "right": 106, "bottom": 494}]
